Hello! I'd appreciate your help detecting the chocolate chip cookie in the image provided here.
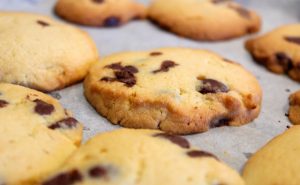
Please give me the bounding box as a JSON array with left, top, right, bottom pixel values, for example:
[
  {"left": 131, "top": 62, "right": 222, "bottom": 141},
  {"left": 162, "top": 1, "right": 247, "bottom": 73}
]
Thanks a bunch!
[
  {"left": 148, "top": 0, "right": 261, "bottom": 41},
  {"left": 0, "top": 83, "right": 83, "bottom": 185},
  {"left": 288, "top": 90, "right": 300, "bottom": 125},
  {"left": 0, "top": 12, "right": 98, "bottom": 91},
  {"left": 55, "top": 0, "right": 146, "bottom": 27},
  {"left": 42, "top": 129, "right": 245, "bottom": 185},
  {"left": 243, "top": 125, "right": 300, "bottom": 185},
  {"left": 246, "top": 24, "right": 300, "bottom": 82},
  {"left": 84, "top": 48, "right": 262, "bottom": 134}
]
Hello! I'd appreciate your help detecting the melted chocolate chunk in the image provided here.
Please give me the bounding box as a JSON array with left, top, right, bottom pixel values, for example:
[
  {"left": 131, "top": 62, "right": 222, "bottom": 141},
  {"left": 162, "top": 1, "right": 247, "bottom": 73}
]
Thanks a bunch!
[
  {"left": 89, "top": 166, "right": 107, "bottom": 178},
  {"left": 49, "top": 117, "right": 78, "bottom": 129},
  {"left": 101, "top": 62, "right": 138, "bottom": 87},
  {"left": 275, "top": 52, "right": 293, "bottom": 72},
  {"left": 0, "top": 100, "right": 8, "bottom": 108},
  {"left": 104, "top": 16, "right": 120, "bottom": 27},
  {"left": 34, "top": 99, "right": 54, "bottom": 115},
  {"left": 154, "top": 133, "right": 190, "bottom": 149},
  {"left": 37, "top": 20, "right": 50, "bottom": 27},
  {"left": 229, "top": 5, "right": 251, "bottom": 19},
  {"left": 284, "top": 36, "right": 300, "bottom": 45},
  {"left": 105, "top": 62, "right": 123, "bottom": 70},
  {"left": 150, "top": 52, "right": 163, "bottom": 56},
  {"left": 187, "top": 150, "right": 218, "bottom": 160},
  {"left": 92, "top": 0, "right": 104, "bottom": 3},
  {"left": 153, "top": 60, "right": 178, "bottom": 73},
  {"left": 42, "top": 169, "right": 82, "bottom": 185},
  {"left": 198, "top": 79, "right": 229, "bottom": 94},
  {"left": 115, "top": 70, "right": 136, "bottom": 87},
  {"left": 210, "top": 117, "right": 230, "bottom": 128}
]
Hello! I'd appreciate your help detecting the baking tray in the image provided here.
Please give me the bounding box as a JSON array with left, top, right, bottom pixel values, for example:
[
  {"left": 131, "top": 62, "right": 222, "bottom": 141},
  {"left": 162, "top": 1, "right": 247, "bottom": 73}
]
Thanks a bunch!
[{"left": 1, "top": 0, "right": 299, "bottom": 172}]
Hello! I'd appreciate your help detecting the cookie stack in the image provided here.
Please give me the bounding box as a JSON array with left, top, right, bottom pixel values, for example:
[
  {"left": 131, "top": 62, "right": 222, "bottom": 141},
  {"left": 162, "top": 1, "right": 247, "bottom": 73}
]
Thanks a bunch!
[{"left": 0, "top": 0, "right": 299, "bottom": 184}]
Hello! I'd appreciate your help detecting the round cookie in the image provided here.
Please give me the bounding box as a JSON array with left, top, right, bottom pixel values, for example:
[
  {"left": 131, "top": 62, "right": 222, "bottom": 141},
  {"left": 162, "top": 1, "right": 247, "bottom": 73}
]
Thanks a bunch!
[
  {"left": 246, "top": 24, "right": 300, "bottom": 82},
  {"left": 0, "top": 83, "right": 83, "bottom": 185},
  {"left": 0, "top": 12, "right": 99, "bottom": 91},
  {"left": 243, "top": 126, "right": 300, "bottom": 185},
  {"left": 84, "top": 48, "right": 262, "bottom": 134},
  {"left": 55, "top": 0, "right": 146, "bottom": 27},
  {"left": 148, "top": 0, "right": 261, "bottom": 41},
  {"left": 288, "top": 90, "right": 300, "bottom": 125},
  {"left": 42, "top": 128, "right": 245, "bottom": 185}
]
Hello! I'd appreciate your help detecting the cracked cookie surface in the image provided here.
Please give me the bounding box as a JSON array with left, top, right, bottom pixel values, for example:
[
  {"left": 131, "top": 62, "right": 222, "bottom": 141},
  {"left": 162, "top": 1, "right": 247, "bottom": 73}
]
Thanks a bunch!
[
  {"left": 84, "top": 48, "right": 262, "bottom": 134},
  {"left": 55, "top": 0, "right": 146, "bottom": 27},
  {"left": 42, "top": 128, "right": 245, "bottom": 185},
  {"left": 243, "top": 126, "right": 300, "bottom": 185},
  {"left": 0, "top": 12, "right": 98, "bottom": 91},
  {"left": 148, "top": 0, "right": 261, "bottom": 41},
  {"left": 246, "top": 24, "right": 300, "bottom": 82},
  {"left": 0, "top": 83, "right": 83, "bottom": 185}
]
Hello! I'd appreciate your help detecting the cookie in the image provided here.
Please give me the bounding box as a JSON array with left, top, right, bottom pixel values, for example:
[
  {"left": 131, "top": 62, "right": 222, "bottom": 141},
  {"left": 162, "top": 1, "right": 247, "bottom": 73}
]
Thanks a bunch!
[
  {"left": 148, "top": 0, "right": 261, "bottom": 41},
  {"left": 55, "top": 0, "right": 146, "bottom": 27},
  {"left": 288, "top": 90, "right": 300, "bottom": 125},
  {"left": 0, "top": 12, "right": 98, "bottom": 91},
  {"left": 0, "top": 83, "right": 83, "bottom": 185},
  {"left": 243, "top": 125, "right": 300, "bottom": 185},
  {"left": 84, "top": 48, "right": 262, "bottom": 134},
  {"left": 42, "top": 128, "right": 245, "bottom": 185},
  {"left": 246, "top": 24, "right": 300, "bottom": 82}
]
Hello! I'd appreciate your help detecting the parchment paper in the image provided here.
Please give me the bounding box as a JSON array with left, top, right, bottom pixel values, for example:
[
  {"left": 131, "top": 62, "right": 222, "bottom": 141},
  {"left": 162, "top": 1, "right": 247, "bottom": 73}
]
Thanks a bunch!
[{"left": 1, "top": 0, "right": 299, "bottom": 172}]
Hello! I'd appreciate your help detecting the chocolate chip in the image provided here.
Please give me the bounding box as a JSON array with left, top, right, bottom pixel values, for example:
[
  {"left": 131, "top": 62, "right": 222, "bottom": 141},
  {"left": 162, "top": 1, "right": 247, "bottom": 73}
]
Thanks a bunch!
[
  {"left": 89, "top": 166, "right": 107, "bottom": 178},
  {"left": 37, "top": 20, "right": 49, "bottom": 27},
  {"left": 285, "top": 113, "right": 289, "bottom": 117},
  {"left": 101, "top": 77, "right": 116, "bottom": 82},
  {"left": 104, "top": 16, "right": 120, "bottom": 27},
  {"left": 92, "top": 0, "right": 104, "bottom": 3},
  {"left": 229, "top": 5, "right": 251, "bottom": 19},
  {"left": 187, "top": 150, "right": 218, "bottom": 160},
  {"left": 198, "top": 79, "right": 229, "bottom": 94},
  {"left": 287, "top": 125, "right": 291, "bottom": 129},
  {"left": 34, "top": 99, "right": 54, "bottom": 115},
  {"left": 42, "top": 169, "right": 82, "bottom": 185},
  {"left": 105, "top": 62, "right": 123, "bottom": 70},
  {"left": 154, "top": 133, "right": 190, "bottom": 149},
  {"left": 0, "top": 100, "right": 8, "bottom": 108},
  {"left": 284, "top": 36, "right": 300, "bottom": 45},
  {"left": 150, "top": 52, "right": 163, "bottom": 56},
  {"left": 275, "top": 52, "right": 293, "bottom": 72},
  {"left": 123, "top": 65, "right": 138, "bottom": 73},
  {"left": 115, "top": 70, "right": 136, "bottom": 87},
  {"left": 153, "top": 60, "right": 178, "bottom": 73},
  {"left": 48, "top": 117, "right": 78, "bottom": 130},
  {"left": 210, "top": 117, "right": 230, "bottom": 128}
]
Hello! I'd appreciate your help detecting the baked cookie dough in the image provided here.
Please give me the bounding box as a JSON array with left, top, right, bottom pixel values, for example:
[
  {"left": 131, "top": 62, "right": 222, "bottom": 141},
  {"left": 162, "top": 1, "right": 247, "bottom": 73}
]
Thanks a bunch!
[
  {"left": 55, "top": 0, "right": 146, "bottom": 27},
  {"left": 246, "top": 24, "right": 300, "bottom": 82},
  {"left": 0, "top": 83, "right": 83, "bottom": 185},
  {"left": 42, "top": 128, "right": 245, "bottom": 185},
  {"left": 0, "top": 12, "right": 98, "bottom": 91},
  {"left": 243, "top": 125, "right": 300, "bottom": 185},
  {"left": 84, "top": 48, "right": 262, "bottom": 134},
  {"left": 288, "top": 90, "right": 300, "bottom": 125},
  {"left": 148, "top": 0, "right": 261, "bottom": 41}
]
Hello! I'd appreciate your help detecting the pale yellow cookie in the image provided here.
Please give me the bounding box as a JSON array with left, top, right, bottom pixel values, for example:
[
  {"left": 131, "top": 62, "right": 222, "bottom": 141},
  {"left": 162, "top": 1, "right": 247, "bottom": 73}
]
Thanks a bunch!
[
  {"left": 0, "top": 83, "right": 83, "bottom": 185},
  {"left": 0, "top": 12, "right": 98, "bottom": 91},
  {"left": 42, "top": 128, "right": 245, "bottom": 185}
]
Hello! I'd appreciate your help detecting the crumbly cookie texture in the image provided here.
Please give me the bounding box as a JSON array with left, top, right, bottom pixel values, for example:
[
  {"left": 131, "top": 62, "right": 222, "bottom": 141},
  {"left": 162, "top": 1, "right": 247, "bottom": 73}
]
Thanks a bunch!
[
  {"left": 55, "top": 0, "right": 146, "bottom": 27},
  {"left": 243, "top": 126, "right": 300, "bottom": 185},
  {"left": 42, "top": 128, "right": 245, "bottom": 185},
  {"left": 288, "top": 90, "right": 300, "bottom": 125},
  {"left": 84, "top": 48, "right": 262, "bottom": 134},
  {"left": 0, "top": 83, "right": 83, "bottom": 185},
  {"left": 0, "top": 12, "right": 99, "bottom": 91},
  {"left": 148, "top": 0, "right": 261, "bottom": 41},
  {"left": 246, "top": 24, "right": 300, "bottom": 82}
]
